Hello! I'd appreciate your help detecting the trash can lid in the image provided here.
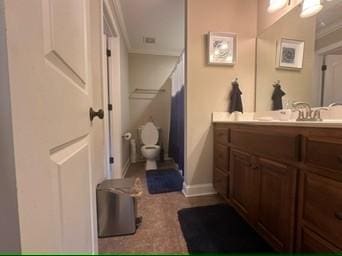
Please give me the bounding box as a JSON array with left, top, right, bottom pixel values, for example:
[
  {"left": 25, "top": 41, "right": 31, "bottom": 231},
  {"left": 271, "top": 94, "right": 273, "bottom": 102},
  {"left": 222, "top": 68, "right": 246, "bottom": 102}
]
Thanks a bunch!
[{"left": 97, "top": 178, "right": 136, "bottom": 190}]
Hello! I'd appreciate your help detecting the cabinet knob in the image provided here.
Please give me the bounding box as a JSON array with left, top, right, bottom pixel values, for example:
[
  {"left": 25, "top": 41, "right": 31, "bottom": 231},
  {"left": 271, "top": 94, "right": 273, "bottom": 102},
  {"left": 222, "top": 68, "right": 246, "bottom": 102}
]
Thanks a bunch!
[{"left": 335, "top": 212, "right": 342, "bottom": 220}]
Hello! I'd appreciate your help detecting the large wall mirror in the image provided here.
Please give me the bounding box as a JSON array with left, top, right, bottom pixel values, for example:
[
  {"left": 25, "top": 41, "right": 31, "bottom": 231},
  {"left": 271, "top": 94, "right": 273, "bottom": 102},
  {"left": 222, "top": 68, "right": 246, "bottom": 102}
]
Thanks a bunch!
[{"left": 256, "top": 1, "right": 342, "bottom": 111}]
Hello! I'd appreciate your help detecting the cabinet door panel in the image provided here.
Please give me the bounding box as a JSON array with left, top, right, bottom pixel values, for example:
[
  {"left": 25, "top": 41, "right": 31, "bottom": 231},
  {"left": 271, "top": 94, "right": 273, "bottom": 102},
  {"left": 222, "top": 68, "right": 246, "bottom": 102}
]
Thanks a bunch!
[
  {"left": 214, "top": 144, "right": 229, "bottom": 172},
  {"left": 298, "top": 227, "right": 340, "bottom": 253},
  {"left": 230, "top": 150, "right": 258, "bottom": 223},
  {"left": 299, "top": 171, "right": 342, "bottom": 249},
  {"left": 214, "top": 127, "right": 229, "bottom": 146},
  {"left": 213, "top": 168, "right": 229, "bottom": 199},
  {"left": 256, "top": 158, "right": 297, "bottom": 252}
]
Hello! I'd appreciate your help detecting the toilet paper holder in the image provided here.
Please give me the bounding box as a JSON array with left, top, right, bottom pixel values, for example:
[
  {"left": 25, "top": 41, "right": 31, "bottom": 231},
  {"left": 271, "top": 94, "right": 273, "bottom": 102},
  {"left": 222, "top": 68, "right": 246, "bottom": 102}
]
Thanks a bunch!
[{"left": 122, "top": 132, "right": 132, "bottom": 141}]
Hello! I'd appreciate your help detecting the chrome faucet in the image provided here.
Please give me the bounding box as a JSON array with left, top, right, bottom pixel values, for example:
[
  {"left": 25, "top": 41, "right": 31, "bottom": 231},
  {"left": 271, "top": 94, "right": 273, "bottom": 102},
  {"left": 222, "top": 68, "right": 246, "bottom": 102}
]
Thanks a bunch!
[
  {"left": 292, "top": 102, "right": 327, "bottom": 121},
  {"left": 292, "top": 102, "right": 313, "bottom": 121},
  {"left": 313, "top": 107, "right": 329, "bottom": 121}
]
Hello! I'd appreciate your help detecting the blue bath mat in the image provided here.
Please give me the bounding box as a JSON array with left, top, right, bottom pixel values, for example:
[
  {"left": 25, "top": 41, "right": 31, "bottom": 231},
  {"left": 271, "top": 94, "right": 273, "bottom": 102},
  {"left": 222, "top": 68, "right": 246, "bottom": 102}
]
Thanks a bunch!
[{"left": 146, "top": 169, "right": 183, "bottom": 194}]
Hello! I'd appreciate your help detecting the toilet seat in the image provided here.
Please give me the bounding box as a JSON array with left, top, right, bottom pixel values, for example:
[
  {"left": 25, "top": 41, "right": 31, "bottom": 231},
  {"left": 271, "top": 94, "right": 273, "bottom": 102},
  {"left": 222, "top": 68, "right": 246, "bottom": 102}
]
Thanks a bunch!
[
  {"left": 140, "top": 122, "right": 160, "bottom": 170},
  {"left": 141, "top": 122, "right": 159, "bottom": 145},
  {"left": 142, "top": 145, "right": 160, "bottom": 150}
]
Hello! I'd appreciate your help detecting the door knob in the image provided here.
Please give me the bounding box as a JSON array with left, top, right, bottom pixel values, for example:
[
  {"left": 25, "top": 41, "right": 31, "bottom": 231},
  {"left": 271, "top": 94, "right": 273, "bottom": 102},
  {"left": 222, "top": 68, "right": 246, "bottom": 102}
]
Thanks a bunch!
[{"left": 89, "top": 108, "right": 104, "bottom": 122}]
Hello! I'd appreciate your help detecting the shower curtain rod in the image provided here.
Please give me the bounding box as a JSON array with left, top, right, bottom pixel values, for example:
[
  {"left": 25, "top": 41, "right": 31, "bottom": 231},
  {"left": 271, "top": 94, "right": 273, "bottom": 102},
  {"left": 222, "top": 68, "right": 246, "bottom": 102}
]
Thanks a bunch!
[{"left": 132, "top": 88, "right": 166, "bottom": 94}]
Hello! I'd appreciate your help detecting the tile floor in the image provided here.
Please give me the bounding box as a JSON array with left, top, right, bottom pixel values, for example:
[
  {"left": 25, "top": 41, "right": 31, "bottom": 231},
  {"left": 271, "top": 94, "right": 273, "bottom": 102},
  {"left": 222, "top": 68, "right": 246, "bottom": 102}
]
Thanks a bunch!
[{"left": 98, "top": 161, "right": 224, "bottom": 254}]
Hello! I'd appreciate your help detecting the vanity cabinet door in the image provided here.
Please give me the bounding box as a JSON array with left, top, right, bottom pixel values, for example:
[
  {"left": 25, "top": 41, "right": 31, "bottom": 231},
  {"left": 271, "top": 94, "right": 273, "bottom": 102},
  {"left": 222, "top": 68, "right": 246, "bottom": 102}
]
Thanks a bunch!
[
  {"left": 213, "top": 168, "right": 229, "bottom": 200},
  {"left": 256, "top": 158, "right": 297, "bottom": 252},
  {"left": 230, "top": 149, "right": 259, "bottom": 224},
  {"left": 297, "top": 227, "right": 340, "bottom": 253},
  {"left": 297, "top": 171, "right": 342, "bottom": 252}
]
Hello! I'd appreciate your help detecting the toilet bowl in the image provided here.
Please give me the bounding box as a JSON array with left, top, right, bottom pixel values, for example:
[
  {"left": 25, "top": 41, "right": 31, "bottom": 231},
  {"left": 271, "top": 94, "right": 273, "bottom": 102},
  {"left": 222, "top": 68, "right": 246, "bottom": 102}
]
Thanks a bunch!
[{"left": 140, "top": 122, "right": 160, "bottom": 170}]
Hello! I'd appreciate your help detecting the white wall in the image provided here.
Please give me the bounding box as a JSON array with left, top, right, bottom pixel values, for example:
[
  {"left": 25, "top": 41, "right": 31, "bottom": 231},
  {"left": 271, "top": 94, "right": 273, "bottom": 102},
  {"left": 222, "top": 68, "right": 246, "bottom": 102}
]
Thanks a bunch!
[
  {"left": 128, "top": 53, "right": 177, "bottom": 157},
  {"left": 0, "top": 0, "right": 21, "bottom": 251},
  {"left": 119, "top": 36, "right": 130, "bottom": 172}
]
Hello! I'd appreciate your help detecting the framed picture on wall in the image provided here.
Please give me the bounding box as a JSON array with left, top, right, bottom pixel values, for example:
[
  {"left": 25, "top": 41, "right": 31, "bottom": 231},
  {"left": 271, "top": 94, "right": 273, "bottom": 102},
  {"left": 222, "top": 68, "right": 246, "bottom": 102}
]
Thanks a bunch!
[
  {"left": 276, "top": 38, "right": 305, "bottom": 70},
  {"left": 207, "top": 32, "right": 237, "bottom": 66}
]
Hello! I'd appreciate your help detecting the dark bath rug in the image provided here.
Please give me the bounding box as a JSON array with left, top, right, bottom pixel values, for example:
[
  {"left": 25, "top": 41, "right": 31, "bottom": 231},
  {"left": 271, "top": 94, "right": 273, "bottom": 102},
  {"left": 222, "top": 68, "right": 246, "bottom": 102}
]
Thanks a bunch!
[
  {"left": 178, "top": 204, "right": 274, "bottom": 253},
  {"left": 145, "top": 169, "right": 183, "bottom": 194}
]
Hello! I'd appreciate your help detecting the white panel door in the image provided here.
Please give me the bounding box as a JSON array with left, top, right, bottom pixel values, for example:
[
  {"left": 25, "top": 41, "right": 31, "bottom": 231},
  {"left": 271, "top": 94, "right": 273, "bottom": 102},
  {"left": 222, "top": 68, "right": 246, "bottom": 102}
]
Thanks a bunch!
[
  {"left": 5, "top": 0, "right": 104, "bottom": 252},
  {"left": 324, "top": 55, "right": 342, "bottom": 105}
]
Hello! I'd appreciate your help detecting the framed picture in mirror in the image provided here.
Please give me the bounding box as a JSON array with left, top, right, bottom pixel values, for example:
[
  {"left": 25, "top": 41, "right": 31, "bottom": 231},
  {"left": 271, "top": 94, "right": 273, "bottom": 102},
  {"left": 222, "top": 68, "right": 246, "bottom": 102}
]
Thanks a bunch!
[
  {"left": 276, "top": 38, "right": 304, "bottom": 70},
  {"left": 207, "top": 32, "right": 237, "bottom": 66}
]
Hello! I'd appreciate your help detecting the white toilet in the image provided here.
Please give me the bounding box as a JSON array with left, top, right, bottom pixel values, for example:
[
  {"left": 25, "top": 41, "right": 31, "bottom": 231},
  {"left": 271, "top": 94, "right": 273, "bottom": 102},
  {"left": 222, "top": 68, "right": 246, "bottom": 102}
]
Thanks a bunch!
[{"left": 140, "top": 122, "right": 160, "bottom": 170}]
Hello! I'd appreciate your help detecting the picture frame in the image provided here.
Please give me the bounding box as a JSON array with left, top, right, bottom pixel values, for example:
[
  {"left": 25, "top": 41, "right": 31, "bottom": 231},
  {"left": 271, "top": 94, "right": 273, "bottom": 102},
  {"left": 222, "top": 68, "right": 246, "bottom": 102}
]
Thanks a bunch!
[
  {"left": 276, "top": 38, "right": 305, "bottom": 70},
  {"left": 207, "top": 32, "right": 237, "bottom": 66}
]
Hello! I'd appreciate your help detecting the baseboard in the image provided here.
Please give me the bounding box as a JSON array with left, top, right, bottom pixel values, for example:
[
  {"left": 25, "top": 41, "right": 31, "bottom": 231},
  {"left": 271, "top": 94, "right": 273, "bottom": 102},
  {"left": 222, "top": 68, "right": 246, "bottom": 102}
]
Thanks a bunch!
[
  {"left": 182, "top": 182, "right": 217, "bottom": 198},
  {"left": 122, "top": 159, "right": 130, "bottom": 178}
]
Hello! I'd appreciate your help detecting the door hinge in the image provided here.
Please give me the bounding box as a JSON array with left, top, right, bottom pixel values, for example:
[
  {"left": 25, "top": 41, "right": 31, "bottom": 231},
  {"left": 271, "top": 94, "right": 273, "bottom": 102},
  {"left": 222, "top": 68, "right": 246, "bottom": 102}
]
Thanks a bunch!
[
  {"left": 109, "top": 157, "right": 114, "bottom": 164},
  {"left": 108, "top": 104, "right": 113, "bottom": 111},
  {"left": 322, "top": 64, "right": 327, "bottom": 71},
  {"left": 106, "top": 49, "right": 111, "bottom": 57}
]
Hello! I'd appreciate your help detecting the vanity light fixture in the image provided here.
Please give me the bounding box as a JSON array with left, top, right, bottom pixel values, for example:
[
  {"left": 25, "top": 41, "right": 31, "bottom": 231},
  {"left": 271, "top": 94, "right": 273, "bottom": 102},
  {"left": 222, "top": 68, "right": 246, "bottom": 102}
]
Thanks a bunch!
[
  {"left": 267, "top": 0, "right": 289, "bottom": 13},
  {"left": 300, "top": 0, "right": 323, "bottom": 18}
]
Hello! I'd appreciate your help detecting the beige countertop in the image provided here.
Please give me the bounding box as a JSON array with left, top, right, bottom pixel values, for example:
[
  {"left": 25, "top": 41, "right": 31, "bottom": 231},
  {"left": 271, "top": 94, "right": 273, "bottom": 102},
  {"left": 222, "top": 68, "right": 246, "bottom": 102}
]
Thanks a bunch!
[{"left": 212, "top": 112, "right": 342, "bottom": 128}]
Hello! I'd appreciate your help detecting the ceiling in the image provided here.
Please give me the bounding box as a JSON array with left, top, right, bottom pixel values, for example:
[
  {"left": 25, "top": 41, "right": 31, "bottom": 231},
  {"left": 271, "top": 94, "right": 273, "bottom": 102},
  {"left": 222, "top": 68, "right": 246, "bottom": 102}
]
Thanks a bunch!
[
  {"left": 118, "top": 0, "right": 185, "bottom": 56},
  {"left": 317, "top": 0, "right": 342, "bottom": 36}
]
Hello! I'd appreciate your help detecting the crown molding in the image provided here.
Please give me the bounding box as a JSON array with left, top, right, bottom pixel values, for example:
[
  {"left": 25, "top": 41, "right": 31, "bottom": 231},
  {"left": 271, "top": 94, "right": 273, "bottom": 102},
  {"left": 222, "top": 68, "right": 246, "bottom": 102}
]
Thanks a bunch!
[
  {"left": 128, "top": 48, "right": 182, "bottom": 57},
  {"left": 110, "top": 0, "right": 131, "bottom": 49}
]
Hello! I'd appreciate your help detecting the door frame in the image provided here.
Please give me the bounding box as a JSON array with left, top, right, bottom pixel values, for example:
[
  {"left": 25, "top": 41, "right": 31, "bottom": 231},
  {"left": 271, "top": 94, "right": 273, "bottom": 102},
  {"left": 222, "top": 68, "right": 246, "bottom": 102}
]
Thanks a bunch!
[
  {"left": 316, "top": 41, "right": 342, "bottom": 106},
  {"left": 102, "top": 1, "right": 123, "bottom": 179}
]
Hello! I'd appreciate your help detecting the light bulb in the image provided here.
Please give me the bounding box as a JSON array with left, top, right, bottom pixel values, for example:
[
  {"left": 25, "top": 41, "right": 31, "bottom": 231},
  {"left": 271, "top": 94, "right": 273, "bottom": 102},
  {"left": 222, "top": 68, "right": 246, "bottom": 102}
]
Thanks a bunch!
[
  {"left": 300, "top": 0, "right": 323, "bottom": 18},
  {"left": 267, "top": 0, "right": 288, "bottom": 13}
]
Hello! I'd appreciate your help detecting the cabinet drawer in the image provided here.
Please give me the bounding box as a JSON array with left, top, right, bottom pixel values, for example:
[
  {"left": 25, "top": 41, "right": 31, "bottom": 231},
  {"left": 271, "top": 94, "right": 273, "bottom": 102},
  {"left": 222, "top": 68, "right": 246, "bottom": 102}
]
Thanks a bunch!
[
  {"left": 214, "top": 144, "right": 229, "bottom": 172},
  {"left": 300, "top": 172, "right": 342, "bottom": 249},
  {"left": 213, "top": 168, "right": 229, "bottom": 199},
  {"left": 214, "top": 128, "right": 229, "bottom": 145},
  {"left": 298, "top": 227, "right": 340, "bottom": 253},
  {"left": 305, "top": 137, "right": 342, "bottom": 171},
  {"left": 231, "top": 129, "right": 300, "bottom": 162}
]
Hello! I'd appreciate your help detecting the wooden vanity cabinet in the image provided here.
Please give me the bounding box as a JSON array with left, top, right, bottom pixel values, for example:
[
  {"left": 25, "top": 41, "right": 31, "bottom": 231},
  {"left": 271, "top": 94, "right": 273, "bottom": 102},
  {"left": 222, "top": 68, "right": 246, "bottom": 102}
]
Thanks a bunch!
[
  {"left": 213, "top": 123, "right": 342, "bottom": 253},
  {"left": 230, "top": 149, "right": 259, "bottom": 224},
  {"left": 228, "top": 127, "right": 298, "bottom": 252},
  {"left": 256, "top": 158, "right": 297, "bottom": 252},
  {"left": 297, "top": 170, "right": 342, "bottom": 252},
  {"left": 213, "top": 127, "right": 230, "bottom": 200}
]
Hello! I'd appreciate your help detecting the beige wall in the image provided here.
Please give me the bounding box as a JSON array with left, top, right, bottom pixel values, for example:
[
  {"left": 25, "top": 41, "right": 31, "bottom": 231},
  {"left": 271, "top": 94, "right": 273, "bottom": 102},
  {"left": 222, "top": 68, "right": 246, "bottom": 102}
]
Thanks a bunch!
[
  {"left": 0, "top": 0, "right": 21, "bottom": 251},
  {"left": 258, "top": 0, "right": 302, "bottom": 34},
  {"left": 186, "top": 0, "right": 257, "bottom": 187},
  {"left": 256, "top": 6, "right": 317, "bottom": 111},
  {"left": 128, "top": 53, "right": 177, "bottom": 155}
]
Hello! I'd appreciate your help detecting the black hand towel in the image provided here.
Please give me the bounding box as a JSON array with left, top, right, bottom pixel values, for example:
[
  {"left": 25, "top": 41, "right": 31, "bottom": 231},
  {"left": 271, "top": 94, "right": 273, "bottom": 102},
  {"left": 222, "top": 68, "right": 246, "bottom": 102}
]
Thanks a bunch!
[
  {"left": 229, "top": 80, "right": 243, "bottom": 113},
  {"left": 272, "top": 85, "right": 286, "bottom": 110}
]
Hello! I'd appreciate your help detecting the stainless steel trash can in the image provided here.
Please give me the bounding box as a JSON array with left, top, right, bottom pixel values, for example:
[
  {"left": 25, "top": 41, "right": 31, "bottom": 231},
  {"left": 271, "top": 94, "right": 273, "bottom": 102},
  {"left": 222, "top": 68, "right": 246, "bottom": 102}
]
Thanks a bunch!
[{"left": 96, "top": 178, "right": 139, "bottom": 237}]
